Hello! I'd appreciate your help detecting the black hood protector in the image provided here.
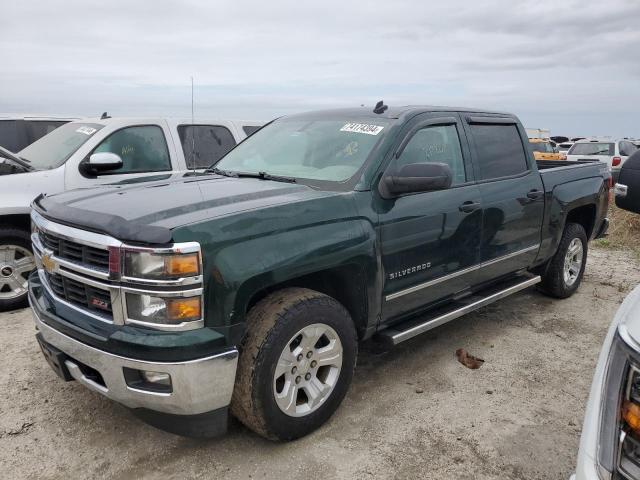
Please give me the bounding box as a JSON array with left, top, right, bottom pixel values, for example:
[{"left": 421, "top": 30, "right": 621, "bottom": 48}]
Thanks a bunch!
[{"left": 33, "top": 194, "right": 173, "bottom": 245}]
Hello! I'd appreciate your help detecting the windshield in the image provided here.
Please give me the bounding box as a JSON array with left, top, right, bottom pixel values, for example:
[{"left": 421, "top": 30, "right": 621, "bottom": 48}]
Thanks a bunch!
[
  {"left": 568, "top": 142, "right": 614, "bottom": 156},
  {"left": 18, "top": 122, "right": 104, "bottom": 170},
  {"left": 214, "top": 117, "right": 392, "bottom": 183},
  {"left": 530, "top": 141, "right": 554, "bottom": 153}
]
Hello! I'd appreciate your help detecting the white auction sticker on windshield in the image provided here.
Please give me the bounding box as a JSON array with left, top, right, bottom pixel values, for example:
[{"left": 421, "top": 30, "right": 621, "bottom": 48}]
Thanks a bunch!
[
  {"left": 340, "top": 123, "right": 384, "bottom": 135},
  {"left": 76, "top": 126, "right": 97, "bottom": 135}
]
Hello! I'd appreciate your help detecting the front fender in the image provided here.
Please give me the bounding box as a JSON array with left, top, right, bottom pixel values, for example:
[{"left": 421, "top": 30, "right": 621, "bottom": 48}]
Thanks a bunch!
[{"left": 171, "top": 193, "right": 379, "bottom": 345}]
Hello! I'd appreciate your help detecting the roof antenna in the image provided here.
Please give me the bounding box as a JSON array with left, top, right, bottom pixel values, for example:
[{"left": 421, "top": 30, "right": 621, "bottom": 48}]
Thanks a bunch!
[
  {"left": 373, "top": 100, "right": 388, "bottom": 114},
  {"left": 100, "top": 112, "right": 110, "bottom": 119},
  {"left": 190, "top": 76, "right": 197, "bottom": 175}
]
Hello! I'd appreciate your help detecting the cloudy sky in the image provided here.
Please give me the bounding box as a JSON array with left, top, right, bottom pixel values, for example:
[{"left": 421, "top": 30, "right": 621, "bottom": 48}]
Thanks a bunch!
[{"left": 2, "top": 0, "right": 640, "bottom": 137}]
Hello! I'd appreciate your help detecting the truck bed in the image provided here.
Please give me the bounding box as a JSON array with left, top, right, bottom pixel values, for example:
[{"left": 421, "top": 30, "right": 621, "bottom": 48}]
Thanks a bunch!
[
  {"left": 537, "top": 159, "right": 609, "bottom": 191},
  {"left": 535, "top": 158, "right": 610, "bottom": 262}
]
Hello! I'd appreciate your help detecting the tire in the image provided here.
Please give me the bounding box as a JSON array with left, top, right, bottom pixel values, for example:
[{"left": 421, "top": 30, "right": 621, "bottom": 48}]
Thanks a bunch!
[
  {"left": 231, "top": 287, "right": 357, "bottom": 441},
  {"left": 0, "top": 227, "right": 35, "bottom": 311},
  {"left": 539, "top": 223, "right": 588, "bottom": 299}
]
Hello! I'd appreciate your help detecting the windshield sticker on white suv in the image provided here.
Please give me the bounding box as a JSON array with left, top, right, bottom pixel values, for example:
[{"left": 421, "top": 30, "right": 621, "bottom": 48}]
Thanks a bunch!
[
  {"left": 76, "top": 126, "right": 97, "bottom": 135},
  {"left": 340, "top": 123, "right": 384, "bottom": 135}
]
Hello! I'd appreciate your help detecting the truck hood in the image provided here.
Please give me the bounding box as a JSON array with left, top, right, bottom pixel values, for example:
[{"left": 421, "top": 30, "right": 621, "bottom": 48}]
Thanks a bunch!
[{"left": 34, "top": 173, "right": 339, "bottom": 244}]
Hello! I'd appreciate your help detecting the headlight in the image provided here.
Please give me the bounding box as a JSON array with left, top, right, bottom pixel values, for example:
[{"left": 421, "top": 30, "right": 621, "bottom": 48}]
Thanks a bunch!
[
  {"left": 124, "top": 250, "right": 201, "bottom": 280},
  {"left": 119, "top": 242, "right": 204, "bottom": 330},
  {"left": 598, "top": 328, "right": 640, "bottom": 478},
  {"left": 126, "top": 293, "right": 202, "bottom": 326}
]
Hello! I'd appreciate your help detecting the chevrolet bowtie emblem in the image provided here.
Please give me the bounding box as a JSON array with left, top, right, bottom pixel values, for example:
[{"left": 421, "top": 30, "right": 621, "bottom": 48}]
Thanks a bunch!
[{"left": 41, "top": 251, "right": 57, "bottom": 274}]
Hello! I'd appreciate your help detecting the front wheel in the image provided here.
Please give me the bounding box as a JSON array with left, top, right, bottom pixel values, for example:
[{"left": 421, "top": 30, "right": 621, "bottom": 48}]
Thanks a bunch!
[
  {"left": 231, "top": 288, "right": 357, "bottom": 441},
  {"left": 0, "top": 228, "right": 36, "bottom": 311},
  {"left": 539, "top": 222, "right": 588, "bottom": 299}
]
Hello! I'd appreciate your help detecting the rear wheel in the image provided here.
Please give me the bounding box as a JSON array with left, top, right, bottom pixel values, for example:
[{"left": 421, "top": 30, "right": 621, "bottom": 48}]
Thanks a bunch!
[
  {"left": 0, "top": 228, "right": 35, "bottom": 311},
  {"left": 231, "top": 287, "right": 357, "bottom": 441},
  {"left": 539, "top": 222, "right": 588, "bottom": 298}
]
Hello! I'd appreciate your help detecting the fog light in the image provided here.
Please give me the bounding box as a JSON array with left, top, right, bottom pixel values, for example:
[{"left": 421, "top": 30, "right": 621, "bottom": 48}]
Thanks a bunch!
[
  {"left": 141, "top": 370, "right": 171, "bottom": 386},
  {"left": 123, "top": 367, "right": 172, "bottom": 393}
]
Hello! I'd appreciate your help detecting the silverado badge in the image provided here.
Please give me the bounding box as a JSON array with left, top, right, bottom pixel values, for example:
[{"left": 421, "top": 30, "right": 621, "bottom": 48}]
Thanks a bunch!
[{"left": 41, "top": 251, "right": 57, "bottom": 274}]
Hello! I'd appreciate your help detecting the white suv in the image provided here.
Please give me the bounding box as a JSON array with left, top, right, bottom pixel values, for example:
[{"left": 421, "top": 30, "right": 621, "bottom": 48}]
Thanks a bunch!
[{"left": 566, "top": 139, "right": 638, "bottom": 181}]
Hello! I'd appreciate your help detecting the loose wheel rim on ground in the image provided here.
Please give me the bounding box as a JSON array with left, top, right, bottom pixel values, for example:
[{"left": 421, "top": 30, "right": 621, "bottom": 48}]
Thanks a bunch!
[
  {"left": 563, "top": 238, "right": 583, "bottom": 287},
  {"left": 0, "top": 245, "right": 35, "bottom": 300},
  {"left": 273, "top": 323, "right": 343, "bottom": 417}
]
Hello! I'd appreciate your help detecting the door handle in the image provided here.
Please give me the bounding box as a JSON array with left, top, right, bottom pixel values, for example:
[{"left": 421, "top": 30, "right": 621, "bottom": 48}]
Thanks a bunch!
[
  {"left": 526, "top": 189, "right": 544, "bottom": 200},
  {"left": 459, "top": 201, "right": 481, "bottom": 213}
]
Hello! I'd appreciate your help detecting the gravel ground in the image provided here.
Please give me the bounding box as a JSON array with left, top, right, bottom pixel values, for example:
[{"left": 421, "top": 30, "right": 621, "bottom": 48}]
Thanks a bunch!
[{"left": 1, "top": 246, "right": 639, "bottom": 480}]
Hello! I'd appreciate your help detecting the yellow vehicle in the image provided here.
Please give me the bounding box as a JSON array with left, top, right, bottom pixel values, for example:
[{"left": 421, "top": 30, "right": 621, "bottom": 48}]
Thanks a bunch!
[{"left": 529, "top": 138, "right": 566, "bottom": 160}]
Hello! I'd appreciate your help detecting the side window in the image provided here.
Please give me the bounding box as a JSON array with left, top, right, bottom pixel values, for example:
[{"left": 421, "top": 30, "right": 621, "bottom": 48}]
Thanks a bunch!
[
  {"left": 178, "top": 125, "right": 236, "bottom": 169},
  {"left": 93, "top": 126, "right": 171, "bottom": 174},
  {"left": 620, "top": 141, "right": 637, "bottom": 157},
  {"left": 470, "top": 124, "right": 529, "bottom": 180},
  {"left": 395, "top": 124, "right": 467, "bottom": 185}
]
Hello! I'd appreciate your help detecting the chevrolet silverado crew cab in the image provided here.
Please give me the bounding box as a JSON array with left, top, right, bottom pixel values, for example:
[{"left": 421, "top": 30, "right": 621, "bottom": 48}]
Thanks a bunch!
[
  {"left": 28, "top": 104, "right": 610, "bottom": 440},
  {"left": 0, "top": 117, "right": 261, "bottom": 310}
]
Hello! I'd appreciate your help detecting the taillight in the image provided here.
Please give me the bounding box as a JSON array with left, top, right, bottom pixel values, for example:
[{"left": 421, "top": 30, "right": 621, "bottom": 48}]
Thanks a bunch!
[{"left": 613, "top": 156, "right": 622, "bottom": 167}]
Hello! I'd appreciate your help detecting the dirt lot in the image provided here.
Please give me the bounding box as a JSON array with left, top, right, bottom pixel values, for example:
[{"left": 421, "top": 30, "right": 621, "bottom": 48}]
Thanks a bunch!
[{"left": 1, "top": 246, "right": 639, "bottom": 480}]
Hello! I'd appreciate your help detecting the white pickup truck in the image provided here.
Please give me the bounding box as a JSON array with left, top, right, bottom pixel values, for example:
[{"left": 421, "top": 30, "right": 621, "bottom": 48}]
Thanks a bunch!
[{"left": 0, "top": 117, "right": 262, "bottom": 310}]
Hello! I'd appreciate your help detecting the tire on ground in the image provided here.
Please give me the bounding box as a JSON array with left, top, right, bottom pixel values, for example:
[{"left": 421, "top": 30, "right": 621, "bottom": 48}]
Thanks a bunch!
[
  {"left": 539, "top": 222, "right": 588, "bottom": 299},
  {"left": 231, "top": 287, "right": 357, "bottom": 441},
  {"left": 0, "top": 227, "right": 34, "bottom": 311}
]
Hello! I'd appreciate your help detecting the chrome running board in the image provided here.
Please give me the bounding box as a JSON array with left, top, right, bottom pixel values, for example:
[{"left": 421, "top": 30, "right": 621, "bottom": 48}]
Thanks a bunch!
[{"left": 377, "top": 274, "right": 541, "bottom": 346}]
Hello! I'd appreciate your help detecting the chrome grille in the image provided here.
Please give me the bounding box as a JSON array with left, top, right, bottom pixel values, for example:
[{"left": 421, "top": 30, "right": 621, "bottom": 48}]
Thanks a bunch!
[
  {"left": 45, "top": 271, "right": 113, "bottom": 319},
  {"left": 40, "top": 231, "right": 109, "bottom": 271}
]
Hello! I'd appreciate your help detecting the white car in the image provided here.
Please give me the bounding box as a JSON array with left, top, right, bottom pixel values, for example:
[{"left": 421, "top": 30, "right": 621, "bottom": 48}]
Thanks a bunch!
[
  {"left": 566, "top": 139, "right": 638, "bottom": 182},
  {"left": 0, "top": 117, "right": 261, "bottom": 310},
  {"left": 571, "top": 285, "right": 640, "bottom": 479}
]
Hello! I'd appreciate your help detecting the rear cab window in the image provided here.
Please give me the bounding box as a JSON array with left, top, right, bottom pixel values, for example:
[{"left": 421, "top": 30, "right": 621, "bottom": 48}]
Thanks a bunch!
[
  {"left": 178, "top": 125, "right": 237, "bottom": 169},
  {"left": 568, "top": 143, "right": 614, "bottom": 156},
  {"left": 530, "top": 141, "right": 554, "bottom": 153},
  {"left": 469, "top": 122, "right": 529, "bottom": 180}
]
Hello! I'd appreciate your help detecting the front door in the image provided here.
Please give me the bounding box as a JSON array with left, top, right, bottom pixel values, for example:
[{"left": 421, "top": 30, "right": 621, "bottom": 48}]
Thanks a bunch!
[{"left": 379, "top": 113, "right": 483, "bottom": 324}]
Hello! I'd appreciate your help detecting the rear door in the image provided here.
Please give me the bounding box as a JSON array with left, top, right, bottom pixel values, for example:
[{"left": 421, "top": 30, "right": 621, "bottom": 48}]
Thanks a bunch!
[
  {"left": 463, "top": 116, "right": 544, "bottom": 284},
  {"left": 379, "top": 113, "right": 483, "bottom": 322}
]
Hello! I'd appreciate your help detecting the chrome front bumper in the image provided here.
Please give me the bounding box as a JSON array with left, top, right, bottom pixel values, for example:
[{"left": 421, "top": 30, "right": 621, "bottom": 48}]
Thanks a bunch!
[{"left": 30, "top": 298, "right": 238, "bottom": 416}]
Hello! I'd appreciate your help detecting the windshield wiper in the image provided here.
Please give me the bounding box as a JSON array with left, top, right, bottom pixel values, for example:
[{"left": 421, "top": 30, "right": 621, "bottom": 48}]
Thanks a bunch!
[
  {"left": 208, "top": 166, "right": 239, "bottom": 177},
  {"left": 0, "top": 146, "right": 34, "bottom": 171},
  {"left": 207, "top": 167, "right": 296, "bottom": 183},
  {"left": 237, "top": 171, "right": 297, "bottom": 183}
]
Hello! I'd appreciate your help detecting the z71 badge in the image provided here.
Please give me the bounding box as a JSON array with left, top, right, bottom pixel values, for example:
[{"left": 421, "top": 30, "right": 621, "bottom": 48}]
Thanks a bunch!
[{"left": 388, "top": 262, "right": 431, "bottom": 280}]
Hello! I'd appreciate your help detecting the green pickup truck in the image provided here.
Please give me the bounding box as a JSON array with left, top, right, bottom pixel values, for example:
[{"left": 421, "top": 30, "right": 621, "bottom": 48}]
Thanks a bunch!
[{"left": 27, "top": 104, "right": 610, "bottom": 440}]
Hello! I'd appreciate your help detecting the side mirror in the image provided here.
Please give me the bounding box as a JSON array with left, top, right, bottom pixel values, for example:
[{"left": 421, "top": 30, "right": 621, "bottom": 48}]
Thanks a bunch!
[
  {"left": 379, "top": 163, "right": 453, "bottom": 199},
  {"left": 80, "top": 152, "right": 123, "bottom": 176}
]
